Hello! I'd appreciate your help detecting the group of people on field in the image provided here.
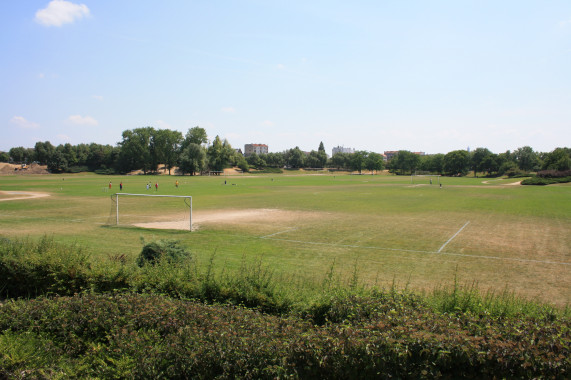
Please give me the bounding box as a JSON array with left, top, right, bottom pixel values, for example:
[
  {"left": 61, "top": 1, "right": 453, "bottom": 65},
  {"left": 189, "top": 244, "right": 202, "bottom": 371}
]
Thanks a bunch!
[{"left": 107, "top": 180, "right": 182, "bottom": 192}]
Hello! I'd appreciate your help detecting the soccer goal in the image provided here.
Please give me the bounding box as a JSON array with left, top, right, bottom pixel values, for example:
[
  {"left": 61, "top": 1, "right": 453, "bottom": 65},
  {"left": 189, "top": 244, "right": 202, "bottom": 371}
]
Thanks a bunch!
[
  {"left": 410, "top": 174, "right": 440, "bottom": 185},
  {"left": 111, "top": 193, "right": 193, "bottom": 231}
]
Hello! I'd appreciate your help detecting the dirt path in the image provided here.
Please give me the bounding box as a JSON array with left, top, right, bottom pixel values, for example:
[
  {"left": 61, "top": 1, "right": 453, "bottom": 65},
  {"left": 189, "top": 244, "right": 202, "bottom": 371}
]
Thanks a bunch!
[{"left": 0, "top": 191, "right": 51, "bottom": 201}]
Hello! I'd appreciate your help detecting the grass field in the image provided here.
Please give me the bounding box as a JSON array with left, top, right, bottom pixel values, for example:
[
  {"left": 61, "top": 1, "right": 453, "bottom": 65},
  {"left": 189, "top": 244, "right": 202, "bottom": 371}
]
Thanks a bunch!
[{"left": 0, "top": 171, "right": 569, "bottom": 307}]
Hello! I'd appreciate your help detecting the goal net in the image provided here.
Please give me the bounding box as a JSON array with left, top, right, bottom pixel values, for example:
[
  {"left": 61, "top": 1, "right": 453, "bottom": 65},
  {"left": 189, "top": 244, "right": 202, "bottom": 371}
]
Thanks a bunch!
[
  {"left": 109, "top": 193, "right": 193, "bottom": 231},
  {"left": 410, "top": 174, "right": 440, "bottom": 185}
]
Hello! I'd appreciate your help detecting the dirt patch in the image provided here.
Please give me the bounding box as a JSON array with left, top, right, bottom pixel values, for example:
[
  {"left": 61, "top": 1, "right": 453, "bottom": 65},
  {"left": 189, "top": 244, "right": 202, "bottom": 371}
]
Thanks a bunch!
[
  {"left": 0, "top": 191, "right": 51, "bottom": 201},
  {"left": 133, "top": 208, "right": 322, "bottom": 231},
  {"left": 0, "top": 163, "right": 48, "bottom": 175}
]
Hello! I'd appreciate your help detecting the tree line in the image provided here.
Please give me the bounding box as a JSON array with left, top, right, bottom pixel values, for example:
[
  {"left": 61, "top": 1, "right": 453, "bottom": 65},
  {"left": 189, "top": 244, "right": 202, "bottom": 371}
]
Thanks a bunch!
[{"left": 1, "top": 126, "right": 569, "bottom": 176}]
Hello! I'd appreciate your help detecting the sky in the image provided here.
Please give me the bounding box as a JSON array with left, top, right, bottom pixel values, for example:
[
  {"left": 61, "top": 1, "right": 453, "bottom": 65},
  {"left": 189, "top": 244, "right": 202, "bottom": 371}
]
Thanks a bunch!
[{"left": 1, "top": 1, "right": 570, "bottom": 155}]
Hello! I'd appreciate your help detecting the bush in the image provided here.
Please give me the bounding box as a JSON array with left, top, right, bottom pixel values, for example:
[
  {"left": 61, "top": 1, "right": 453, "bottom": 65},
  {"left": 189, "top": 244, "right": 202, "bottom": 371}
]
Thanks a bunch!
[
  {"left": 0, "top": 293, "right": 568, "bottom": 379},
  {"left": 136, "top": 239, "right": 191, "bottom": 267},
  {"left": 521, "top": 176, "right": 571, "bottom": 185}
]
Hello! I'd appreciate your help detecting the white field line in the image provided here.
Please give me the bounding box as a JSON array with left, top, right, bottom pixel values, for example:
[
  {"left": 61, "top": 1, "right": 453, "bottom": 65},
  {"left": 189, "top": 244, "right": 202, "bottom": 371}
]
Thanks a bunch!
[
  {"left": 438, "top": 221, "right": 470, "bottom": 253},
  {"left": 260, "top": 228, "right": 297, "bottom": 239},
  {"left": 259, "top": 236, "right": 571, "bottom": 266}
]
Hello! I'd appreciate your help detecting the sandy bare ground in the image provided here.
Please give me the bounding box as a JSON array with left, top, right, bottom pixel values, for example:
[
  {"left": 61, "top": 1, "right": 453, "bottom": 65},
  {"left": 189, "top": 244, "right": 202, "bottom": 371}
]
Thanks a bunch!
[
  {"left": 0, "top": 191, "right": 50, "bottom": 201},
  {"left": 133, "top": 208, "right": 322, "bottom": 231},
  {"left": 481, "top": 179, "right": 522, "bottom": 186}
]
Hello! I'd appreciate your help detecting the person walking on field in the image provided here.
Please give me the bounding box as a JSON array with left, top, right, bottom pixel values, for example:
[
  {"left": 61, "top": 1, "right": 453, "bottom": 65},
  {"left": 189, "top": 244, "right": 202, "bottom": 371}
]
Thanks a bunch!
[
  {"left": 175, "top": 180, "right": 179, "bottom": 188},
  {"left": 120, "top": 182, "right": 123, "bottom": 191},
  {"left": 155, "top": 182, "right": 158, "bottom": 191},
  {"left": 109, "top": 181, "right": 112, "bottom": 190}
]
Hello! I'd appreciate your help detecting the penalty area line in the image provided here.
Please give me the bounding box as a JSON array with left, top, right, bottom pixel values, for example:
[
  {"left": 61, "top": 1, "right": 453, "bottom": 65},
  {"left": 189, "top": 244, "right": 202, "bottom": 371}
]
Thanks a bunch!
[
  {"left": 438, "top": 221, "right": 470, "bottom": 253},
  {"left": 260, "top": 228, "right": 297, "bottom": 239},
  {"left": 259, "top": 236, "right": 571, "bottom": 266}
]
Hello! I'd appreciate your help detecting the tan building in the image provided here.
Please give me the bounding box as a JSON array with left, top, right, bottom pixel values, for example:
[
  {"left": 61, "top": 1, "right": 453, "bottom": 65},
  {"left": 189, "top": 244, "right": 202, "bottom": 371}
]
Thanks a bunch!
[{"left": 244, "top": 144, "right": 268, "bottom": 157}]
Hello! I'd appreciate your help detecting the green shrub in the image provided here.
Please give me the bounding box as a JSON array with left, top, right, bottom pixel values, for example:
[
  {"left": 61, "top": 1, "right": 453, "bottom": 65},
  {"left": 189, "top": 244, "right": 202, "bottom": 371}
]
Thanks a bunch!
[
  {"left": 0, "top": 293, "right": 568, "bottom": 379},
  {"left": 136, "top": 239, "right": 191, "bottom": 267},
  {"left": 521, "top": 176, "right": 571, "bottom": 185}
]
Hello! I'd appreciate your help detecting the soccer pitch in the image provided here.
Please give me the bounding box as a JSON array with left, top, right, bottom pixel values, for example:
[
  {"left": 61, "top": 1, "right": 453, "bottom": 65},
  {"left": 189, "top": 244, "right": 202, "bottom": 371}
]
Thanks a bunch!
[{"left": 0, "top": 172, "right": 569, "bottom": 306}]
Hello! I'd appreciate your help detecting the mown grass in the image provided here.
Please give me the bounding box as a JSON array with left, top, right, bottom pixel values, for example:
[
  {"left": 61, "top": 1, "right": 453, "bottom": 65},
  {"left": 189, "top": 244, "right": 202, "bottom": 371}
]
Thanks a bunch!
[{"left": 0, "top": 172, "right": 569, "bottom": 307}]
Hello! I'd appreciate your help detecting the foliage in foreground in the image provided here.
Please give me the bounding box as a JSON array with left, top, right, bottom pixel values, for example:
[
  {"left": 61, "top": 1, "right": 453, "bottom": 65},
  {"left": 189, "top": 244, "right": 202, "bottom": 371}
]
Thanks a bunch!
[
  {"left": 1, "top": 293, "right": 569, "bottom": 379},
  {"left": 0, "top": 237, "right": 570, "bottom": 377}
]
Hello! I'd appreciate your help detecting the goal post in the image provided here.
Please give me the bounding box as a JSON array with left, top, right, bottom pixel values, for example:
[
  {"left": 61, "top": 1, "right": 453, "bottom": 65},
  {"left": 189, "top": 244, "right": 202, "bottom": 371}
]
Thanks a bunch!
[
  {"left": 410, "top": 173, "right": 440, "bottom": 185},
  {"left": 114, "top": 193, "right": 192, "bottom": 231}
]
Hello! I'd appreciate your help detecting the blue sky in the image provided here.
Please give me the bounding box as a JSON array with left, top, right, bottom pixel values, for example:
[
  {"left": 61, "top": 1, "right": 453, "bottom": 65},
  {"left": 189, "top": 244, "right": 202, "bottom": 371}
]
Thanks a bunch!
[{"left": 1, "top": 1, "right": 570, "bottom": 155}]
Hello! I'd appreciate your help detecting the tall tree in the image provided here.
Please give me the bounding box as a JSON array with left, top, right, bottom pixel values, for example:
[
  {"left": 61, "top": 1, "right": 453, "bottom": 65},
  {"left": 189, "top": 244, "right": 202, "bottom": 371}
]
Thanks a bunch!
[
  {"left": 392, "top": 150, "right": 420, "bottom": 175},
  {"left": 179, "top": 143, "right": 206, "bottom": 175},
  {"left": 350, "top": 151, "right": 368, "bottom": 174},
  {"left": 513, "top": 146, "right": 538, "bottom": 172},
  {"left": 365, "top": 152, "right": 384, "bottom": 174},
  {"left": 206, "top": 136, "right": 234, "bottom": 172},
  {"left": 182, "top": 126, "right": 208, "bottom": 151},
  {"left": 34, "top": 141, "right": 55, "bottom": 165},
  {"left": 117, "top": 127, "right": 154, "bottom": 174},
  {"left": 330, "top": 152, "right": 350, "bottom": 170},
  {"left": 152, "top": 129, "right": 183, "bottom": 174},
  {"left": 471, "top": 147, "right": 493, "bottom": 177},
  {"left": 443, "top": 150, "right": 470, "bottom": 175},
  {"left": 317, "top": 142, "right": 328, "bottom": 168},
  {"left": 542, "top": 147, "right": 571, "bottom": 171},
  {"left": 285, "top": 147, "right": 306, "bottom": 169}
]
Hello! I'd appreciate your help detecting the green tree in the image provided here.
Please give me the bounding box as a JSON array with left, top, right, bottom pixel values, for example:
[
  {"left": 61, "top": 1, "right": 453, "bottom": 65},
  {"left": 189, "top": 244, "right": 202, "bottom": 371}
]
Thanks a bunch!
[
  {"left": 179, "top": 143, "right": 206, "bottom": 175},
  {"left": 0, "top": 151, "right": 9, "bottom": 162},
  {"left": 306, "top": 151, "right": 322, "bottom": 168},
  {"left": 443, "top": 150, "right": 470, "bottom": 175},
  {"left": 317, "top": 142, "right": 328, "bottom": 168},
  {"left": 34, "top": 141, "right": 55, "bottom": 165},
  {"left": 117, "top": 127, "right": 154, "bottom": 174},
  {"left": 480, "top": 154, "right": 499, "bottom": 175},
  {"left": 513, "top": 146, "right": 538, "bottom": 172},
  {"left": 350, "top": 151, "right": 368, "bottom": 174},
  {"left": 47, "top": 150, "right": 68, "bottom": 173},
  {"left": 330, "top": 152, "right": 350, "bottom": 170},
  {"left": 152, "top": 129, "right": 183, "bottom": 174},
  {"left": 182, "top": 126, "right": 208, "bottom": 150},
  {"left": 392, "top": 150, "right": 420, "bottom": 175},
  {"left": 471, "top": 147, "right": 493, "bottom": 177},
  {"left": 365, "top": 152, "right": 384, "bottom": 174},
  {"left": 246, "top": 153, "right": 266, "bottom": 169},
  {"left": 420, "top": 154, "right": 444, "bottom": 174},
  {"left": 542, "top": 147, "right": 571, "bottom": 171},
  {"left": 9, "top": 147, "right": 28, "bottom": 163},
  {"left": 285, "top": 147, "right": 305, "bottom": 169},
  {"left": 207, "top": 136, "right": 234, "bottom": 173},
  {"left": 261, "top": 152, "right": 285, "bottom": 168}
]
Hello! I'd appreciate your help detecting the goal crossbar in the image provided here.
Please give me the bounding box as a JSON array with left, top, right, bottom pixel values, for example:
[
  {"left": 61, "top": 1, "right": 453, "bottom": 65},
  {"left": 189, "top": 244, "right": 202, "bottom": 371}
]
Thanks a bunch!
[{"left": 114, "top": 193, "right": 192, "bottom": 231}]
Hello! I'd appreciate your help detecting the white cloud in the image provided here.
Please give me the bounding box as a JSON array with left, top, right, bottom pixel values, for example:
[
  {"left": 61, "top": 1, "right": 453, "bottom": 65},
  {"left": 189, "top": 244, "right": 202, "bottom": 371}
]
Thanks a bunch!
[
  {"left": 10, "top": 116, "right": 39, "bottom": 129},
  {"left": 35, "top": 0, "right": 90, "bottom": 27},
  {"left": 276, "top": 64, "right": 285, "bottom": 70},
  {"left": 92, "top": 95, "right": 103, "bottom": 101},
  {"left": 221, "top": 107, "right": 236, "bottom": 113},
  {"left": 67, "top": 115, "right": 98, "bottom": 126},
  {"left": 261, "top": 120, "right": 274, "bottom": 127}
]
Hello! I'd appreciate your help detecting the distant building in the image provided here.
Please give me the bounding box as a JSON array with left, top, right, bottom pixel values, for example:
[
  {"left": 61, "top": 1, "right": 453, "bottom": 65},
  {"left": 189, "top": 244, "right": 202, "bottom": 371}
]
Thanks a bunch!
[
  {"left": 332, "top": 146, "right": 354, "bottom": 156},
  {"left": 244, "top": 144, "right": 268, "bottom": 157},
  {"left": 383, "top": 151, "right": 399, "bottom": 161}
]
